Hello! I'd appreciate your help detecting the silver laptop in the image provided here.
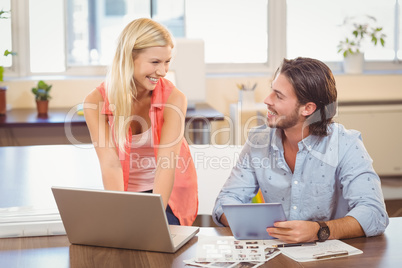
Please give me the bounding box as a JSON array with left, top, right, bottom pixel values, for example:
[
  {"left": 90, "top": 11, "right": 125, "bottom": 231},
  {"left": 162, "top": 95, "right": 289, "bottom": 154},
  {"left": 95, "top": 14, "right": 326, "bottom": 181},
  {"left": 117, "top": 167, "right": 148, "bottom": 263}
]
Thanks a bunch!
[{"left": 51, "top": 186, "right": 199, "bottom": 253}]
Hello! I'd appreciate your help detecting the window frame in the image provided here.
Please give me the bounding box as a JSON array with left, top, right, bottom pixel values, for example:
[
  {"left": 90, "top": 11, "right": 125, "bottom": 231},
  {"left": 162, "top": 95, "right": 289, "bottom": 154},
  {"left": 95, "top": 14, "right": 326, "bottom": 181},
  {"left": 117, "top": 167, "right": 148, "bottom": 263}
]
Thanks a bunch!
[
  {"left": 6, "top": 0, "right": 28, "bottom": 79},
  {"left": 7, "top": 0, "right": 402, "bottom": 80}
]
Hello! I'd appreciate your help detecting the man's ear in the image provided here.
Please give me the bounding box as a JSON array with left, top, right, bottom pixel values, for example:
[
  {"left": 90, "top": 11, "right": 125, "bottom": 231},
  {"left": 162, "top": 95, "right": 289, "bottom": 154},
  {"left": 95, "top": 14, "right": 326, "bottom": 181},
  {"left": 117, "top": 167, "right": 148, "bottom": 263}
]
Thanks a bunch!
[{"left": 301, "top": 102, "right": 317, "bottom": 117}]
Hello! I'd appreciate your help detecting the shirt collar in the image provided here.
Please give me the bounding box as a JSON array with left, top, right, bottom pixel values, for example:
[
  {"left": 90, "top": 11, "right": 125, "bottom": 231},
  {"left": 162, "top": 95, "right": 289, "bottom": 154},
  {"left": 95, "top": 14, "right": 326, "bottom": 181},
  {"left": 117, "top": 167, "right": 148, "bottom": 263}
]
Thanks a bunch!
[
  {"left": 299, "top": 134, "right": 320, "bottom": 152},
  {"left": 271, "top": 128, "right": 283, "bottom": 151},
  {"left": 270, "top": 128, "right": 320, "bottom": 152}
]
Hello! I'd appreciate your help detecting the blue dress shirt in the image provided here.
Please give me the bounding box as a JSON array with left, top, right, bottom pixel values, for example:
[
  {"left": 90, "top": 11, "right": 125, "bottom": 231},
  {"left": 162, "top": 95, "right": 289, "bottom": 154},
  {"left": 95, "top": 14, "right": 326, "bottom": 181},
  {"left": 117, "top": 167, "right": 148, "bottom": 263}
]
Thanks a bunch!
[{"left": 213, "top": 123, "right": 389, "bottom": 237}]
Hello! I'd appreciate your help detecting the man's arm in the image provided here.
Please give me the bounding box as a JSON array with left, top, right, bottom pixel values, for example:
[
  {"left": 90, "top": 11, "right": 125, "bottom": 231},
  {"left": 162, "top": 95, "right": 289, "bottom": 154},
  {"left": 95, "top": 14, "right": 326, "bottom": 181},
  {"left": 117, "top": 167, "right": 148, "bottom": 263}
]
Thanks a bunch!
[
  {"left": 219, "top": 214, "right": 229, "bottom": 227},
  {"left": 327, "top": 216, "right": 365, "bottom": 239},
  {"left": 266, "top": 216, "right": 365, "bottom": 243}
]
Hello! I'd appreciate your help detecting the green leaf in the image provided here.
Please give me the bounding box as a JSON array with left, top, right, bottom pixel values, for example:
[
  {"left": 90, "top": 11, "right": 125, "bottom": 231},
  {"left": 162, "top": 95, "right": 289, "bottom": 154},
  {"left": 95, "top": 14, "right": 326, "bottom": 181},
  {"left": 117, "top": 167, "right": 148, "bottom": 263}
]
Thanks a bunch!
[
  {"left": 0, "top": 10, "right": 10, "bottom": 19},
  {"left": 0, "top": 66, "right": 4, "bottom": 81},
  {"left": 32, "top": 80, "right": 52, "bottom": 100},
  {"left": 338, "top": 15, "right": 387, "bottom": 56},
  {"left": 4, "top": 50, "right": 17, "bottom": 56}
]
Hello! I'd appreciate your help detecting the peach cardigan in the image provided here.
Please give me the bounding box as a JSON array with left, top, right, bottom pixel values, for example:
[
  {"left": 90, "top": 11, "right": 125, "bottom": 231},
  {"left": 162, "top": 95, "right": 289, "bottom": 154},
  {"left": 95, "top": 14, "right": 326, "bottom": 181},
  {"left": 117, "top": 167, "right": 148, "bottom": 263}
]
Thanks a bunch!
[{"left": 97, "top": 78, "right": 198, "bottom": 226}]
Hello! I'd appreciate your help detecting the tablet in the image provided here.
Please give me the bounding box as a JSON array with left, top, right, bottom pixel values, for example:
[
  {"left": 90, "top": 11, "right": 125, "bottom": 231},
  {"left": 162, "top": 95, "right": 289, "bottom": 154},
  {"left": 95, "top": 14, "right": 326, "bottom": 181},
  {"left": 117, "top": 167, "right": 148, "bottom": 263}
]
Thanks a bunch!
[{"left": 222, "top": 203, "right": 286, "bottom": 240}]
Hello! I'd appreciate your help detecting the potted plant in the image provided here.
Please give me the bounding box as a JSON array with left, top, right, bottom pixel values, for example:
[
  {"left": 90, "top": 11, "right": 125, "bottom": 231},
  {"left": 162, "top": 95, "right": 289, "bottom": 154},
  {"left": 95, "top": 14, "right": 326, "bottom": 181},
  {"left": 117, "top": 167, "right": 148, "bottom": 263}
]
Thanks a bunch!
[
  {"left": 0, "top": 9, "right": 17, "bottom": 115},
  {"left": 32, "top": 80, "right": 52, "bottom": 115},
  {"left": 337, "top": 15, "right": 386, "bottom": 74}
]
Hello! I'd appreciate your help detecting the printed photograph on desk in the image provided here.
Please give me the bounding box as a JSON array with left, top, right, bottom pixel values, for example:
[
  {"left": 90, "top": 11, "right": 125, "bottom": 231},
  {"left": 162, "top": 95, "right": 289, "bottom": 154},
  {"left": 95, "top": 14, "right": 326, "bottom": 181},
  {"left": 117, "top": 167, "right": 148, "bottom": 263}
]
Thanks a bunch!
[
  {"left": 192, "top": 236, "right": 280, "bottom": 263},
  {"left": 183, "top": 258, "right": 264, "bottom": 268}
]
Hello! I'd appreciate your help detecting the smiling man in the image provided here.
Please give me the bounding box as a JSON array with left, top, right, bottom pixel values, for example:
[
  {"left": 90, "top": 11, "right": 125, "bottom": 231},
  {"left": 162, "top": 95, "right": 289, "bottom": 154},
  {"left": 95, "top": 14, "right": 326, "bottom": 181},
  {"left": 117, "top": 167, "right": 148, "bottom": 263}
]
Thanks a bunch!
[{"left": 213, "top": 57, "right": 389, "bottom": 243}]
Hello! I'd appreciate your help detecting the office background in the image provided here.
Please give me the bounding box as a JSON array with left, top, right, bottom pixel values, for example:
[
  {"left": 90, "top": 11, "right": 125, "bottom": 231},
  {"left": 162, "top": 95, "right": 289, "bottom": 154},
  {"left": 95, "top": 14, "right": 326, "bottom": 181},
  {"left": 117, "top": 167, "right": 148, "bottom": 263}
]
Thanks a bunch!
[{"left": 1, "top": 0, "right": 402, "bottom": 216}]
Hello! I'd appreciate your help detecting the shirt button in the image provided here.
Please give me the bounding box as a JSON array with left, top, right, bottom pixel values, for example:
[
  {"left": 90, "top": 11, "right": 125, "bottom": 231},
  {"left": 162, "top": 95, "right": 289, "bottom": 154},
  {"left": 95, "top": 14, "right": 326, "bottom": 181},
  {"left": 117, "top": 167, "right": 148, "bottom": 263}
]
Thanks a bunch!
[
  {"left": 293, "top": 206, "right": 297, "bottom": 210},
  {"left": 294, "top": 181, "right": 298, "bottom": 185}
]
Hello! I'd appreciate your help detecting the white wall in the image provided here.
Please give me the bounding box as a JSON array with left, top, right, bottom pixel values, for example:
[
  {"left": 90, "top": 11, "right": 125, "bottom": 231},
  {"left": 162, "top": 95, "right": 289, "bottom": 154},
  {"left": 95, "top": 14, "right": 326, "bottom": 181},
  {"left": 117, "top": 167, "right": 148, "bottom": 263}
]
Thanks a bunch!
[{"left": 2, "top": 77, "right": 103, "bottom": 109}]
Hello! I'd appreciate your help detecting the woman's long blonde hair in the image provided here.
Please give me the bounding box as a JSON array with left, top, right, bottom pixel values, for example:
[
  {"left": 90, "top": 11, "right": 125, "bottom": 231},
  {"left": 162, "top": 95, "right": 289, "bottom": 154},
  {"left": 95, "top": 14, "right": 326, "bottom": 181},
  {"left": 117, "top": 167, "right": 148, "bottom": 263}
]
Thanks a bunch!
[{"left": 106, "top": 18, "right": 174, "bottom": 153}]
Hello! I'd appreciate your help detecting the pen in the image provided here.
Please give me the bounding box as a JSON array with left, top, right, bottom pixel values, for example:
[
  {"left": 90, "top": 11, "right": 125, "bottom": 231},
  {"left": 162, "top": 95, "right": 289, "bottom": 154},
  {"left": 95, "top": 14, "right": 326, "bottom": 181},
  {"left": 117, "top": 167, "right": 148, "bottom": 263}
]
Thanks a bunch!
[
  {"left": 272, "top": 242, "right": 316, "bottom": 248},
  {"left": 313, "top": 250, "right": 349, "bottom": 259}
]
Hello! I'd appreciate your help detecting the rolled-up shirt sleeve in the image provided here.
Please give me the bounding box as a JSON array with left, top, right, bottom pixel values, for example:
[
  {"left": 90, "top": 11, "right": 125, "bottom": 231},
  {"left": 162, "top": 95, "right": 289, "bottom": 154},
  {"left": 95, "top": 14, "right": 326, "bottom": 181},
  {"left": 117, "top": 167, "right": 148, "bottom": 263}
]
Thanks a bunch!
[{"left": 338, "top": 134, "right": 389, "bottom": 236}]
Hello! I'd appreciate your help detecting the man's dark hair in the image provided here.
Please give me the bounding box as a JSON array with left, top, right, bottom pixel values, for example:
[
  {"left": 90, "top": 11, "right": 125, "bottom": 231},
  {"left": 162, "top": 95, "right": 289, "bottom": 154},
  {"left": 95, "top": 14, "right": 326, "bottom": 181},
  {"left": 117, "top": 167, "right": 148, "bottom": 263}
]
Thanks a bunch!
[{"left": 274, "top": 57, "right": 337, "bottom": 136}]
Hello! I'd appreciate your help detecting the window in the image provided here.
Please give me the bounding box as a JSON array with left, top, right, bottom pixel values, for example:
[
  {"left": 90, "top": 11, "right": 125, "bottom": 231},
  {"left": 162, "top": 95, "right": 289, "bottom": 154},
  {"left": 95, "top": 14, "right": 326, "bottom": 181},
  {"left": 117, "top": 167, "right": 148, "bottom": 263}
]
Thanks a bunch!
[
  {"left": 3, "top": 0, "right": 402, "bottom": 78},
  {"left": 65, "top": 0, "right": 267, "bottom": 68},
  {"left": 287, "top": 0, "right": 397, "bottom": 62},
  {"left": 66, "top": 0, "right": 186, "bottom": 67},
  {"left": 185, "top": 0, "right": 268, "bottom": 64},
  {"left": 29, "top": 0, "right": 65, "bottom": 72},
  {"left": 0, "top": 0, "right": 12, "bottom": 69}
]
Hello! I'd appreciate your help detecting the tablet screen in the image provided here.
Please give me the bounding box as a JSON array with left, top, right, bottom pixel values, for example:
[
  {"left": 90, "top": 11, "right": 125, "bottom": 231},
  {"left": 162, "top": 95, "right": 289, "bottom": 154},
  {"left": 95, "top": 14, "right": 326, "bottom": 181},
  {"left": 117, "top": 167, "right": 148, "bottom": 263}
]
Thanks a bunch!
[{"left": 222, "top": 203, "right": 286, "bottom": 240}]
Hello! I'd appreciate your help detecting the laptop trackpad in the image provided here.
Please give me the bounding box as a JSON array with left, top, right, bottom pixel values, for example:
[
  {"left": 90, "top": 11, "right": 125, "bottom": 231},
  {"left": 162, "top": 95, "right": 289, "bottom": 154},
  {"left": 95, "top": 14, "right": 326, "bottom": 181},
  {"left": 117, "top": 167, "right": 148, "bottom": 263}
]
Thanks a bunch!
[{"left": 169, "top": 225, "right": 199, "bottom": 247}]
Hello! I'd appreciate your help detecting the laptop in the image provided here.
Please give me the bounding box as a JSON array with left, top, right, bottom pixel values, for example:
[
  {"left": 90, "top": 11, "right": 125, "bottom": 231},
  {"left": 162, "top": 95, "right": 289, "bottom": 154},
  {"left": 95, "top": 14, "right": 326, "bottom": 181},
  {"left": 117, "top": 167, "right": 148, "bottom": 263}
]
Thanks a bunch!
[
  {"left": 222, "top": 203, "right": 286, "bottom": 240},
  {"left": 51, "top": 186, "right": 199, "bottom": 253}
]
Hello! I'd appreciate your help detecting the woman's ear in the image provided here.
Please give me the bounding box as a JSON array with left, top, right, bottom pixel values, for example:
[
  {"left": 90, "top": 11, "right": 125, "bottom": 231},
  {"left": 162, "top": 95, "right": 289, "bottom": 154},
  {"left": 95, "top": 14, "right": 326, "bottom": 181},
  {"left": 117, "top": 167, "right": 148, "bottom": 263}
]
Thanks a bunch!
[{"left": 302, "top": 102, "right": 317, "bottom": 117}]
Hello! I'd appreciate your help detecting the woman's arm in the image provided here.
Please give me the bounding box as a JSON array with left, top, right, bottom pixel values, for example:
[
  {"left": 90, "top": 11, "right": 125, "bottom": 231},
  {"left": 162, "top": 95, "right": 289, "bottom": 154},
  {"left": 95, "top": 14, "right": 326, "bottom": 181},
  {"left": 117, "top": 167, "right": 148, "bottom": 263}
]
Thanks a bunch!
[
  {"left": 84, "top": 89, "right": 124, "bottom": 191},
  {"left": 152, "top": 87, "right": 187, "bottom": 209}
]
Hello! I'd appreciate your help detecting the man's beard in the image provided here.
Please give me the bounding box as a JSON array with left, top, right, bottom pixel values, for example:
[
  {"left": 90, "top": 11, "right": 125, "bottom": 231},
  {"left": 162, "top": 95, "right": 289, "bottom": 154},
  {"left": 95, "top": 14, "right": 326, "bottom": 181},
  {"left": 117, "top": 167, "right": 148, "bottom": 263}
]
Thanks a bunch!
[{"left": 267, "top": 105, "right": 300, "bottom": 130}]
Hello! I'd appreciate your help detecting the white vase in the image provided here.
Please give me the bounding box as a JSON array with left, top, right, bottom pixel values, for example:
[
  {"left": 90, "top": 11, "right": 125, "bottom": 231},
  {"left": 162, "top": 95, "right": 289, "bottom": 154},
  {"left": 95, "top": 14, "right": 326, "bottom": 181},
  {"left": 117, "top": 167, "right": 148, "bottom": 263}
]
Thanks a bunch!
[
  {"left": 238, "top": 90, "right": 255, "bottom": 107},
  {"left": 343, "top": 52, "right": 364, "bottom": 74}
]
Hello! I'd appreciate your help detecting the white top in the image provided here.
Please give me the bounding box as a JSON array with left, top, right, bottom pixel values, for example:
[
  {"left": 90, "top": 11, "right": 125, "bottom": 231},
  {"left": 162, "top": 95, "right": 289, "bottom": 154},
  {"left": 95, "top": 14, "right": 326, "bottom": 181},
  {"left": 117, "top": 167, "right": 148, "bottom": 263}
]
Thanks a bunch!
[{"left": 127, "top": 128, "right": 156, "bottom": 192}]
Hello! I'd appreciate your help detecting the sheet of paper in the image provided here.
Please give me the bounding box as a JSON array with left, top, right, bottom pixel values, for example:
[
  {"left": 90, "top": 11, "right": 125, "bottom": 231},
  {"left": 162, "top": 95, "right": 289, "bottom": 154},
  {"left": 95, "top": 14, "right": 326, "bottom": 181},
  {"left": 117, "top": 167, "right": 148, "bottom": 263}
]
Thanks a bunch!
[
  {"left": 273, "top": 239, "right": 363, "bottom": 262},
  {"left": 194, "top": 236, "right": 280, "bottom": 263}
]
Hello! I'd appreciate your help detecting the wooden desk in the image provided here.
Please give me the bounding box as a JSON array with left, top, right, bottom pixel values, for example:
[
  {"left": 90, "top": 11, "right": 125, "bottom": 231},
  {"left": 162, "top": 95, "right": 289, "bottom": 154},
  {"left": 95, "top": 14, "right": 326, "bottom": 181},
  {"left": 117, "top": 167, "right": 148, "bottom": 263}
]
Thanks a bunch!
[
  {"left": 0, "top": 103, "right": 224, "bottom": 146},
  {"left": 185, "top": 103, "right": 225, "bottom": 144},
  {"left": 0, "top": 104, "right": 224, "bottom": 127},
  {"left": 0, "top": 219, "right": 401, "bottom": 267},
  {"left": 0, "top": 108, "right": 86, "bottom": 127},
  {"left": 0, "top": 108, "right": 90, "bottom": 147}
]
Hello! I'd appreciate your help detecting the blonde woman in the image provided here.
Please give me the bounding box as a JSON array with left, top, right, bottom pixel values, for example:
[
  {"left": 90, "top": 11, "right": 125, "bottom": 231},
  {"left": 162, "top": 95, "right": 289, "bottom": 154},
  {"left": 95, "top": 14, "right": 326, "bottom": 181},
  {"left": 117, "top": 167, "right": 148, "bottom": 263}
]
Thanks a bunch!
[{"left": 84, "top": 18, "right": 198, "bottom": 226}]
